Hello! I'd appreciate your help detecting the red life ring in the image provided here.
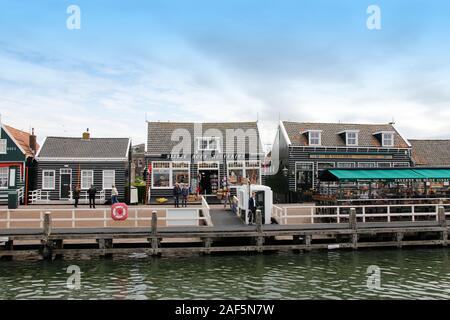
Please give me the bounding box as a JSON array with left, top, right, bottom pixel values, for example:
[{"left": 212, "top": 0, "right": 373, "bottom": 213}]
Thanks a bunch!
[{"left": 111, "top": 203, "right": 128, "bottom": 221}]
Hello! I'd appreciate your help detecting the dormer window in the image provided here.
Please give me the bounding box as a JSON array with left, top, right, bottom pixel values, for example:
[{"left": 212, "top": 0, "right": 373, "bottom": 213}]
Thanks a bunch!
[
  {"left": 308, "top": 131, "right": 322, "bottom": 146},
  {"left": 382, "top": 132, "right": 394, "bottom": 147},
  {"left": 373, "top": 131, "right": 395, "bottom": 147},
  {"left": 198, "top": 137, "right": 220, "bottom": 151},
  {"left": 338, "top": 130, "right": 359, "bottom": 146}
]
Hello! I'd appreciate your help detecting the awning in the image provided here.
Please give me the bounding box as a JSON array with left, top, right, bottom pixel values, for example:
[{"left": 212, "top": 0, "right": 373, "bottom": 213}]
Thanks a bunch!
[{"left": 321, "top": 168, "right": 450, "bottom": 182}]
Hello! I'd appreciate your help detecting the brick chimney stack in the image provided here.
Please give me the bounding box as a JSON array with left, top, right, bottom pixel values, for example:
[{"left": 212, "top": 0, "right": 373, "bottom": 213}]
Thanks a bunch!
[
  {"left": 82, "top": 128, "right": 90, "bottom": 140},
  {"left": 29, "top": 128, "right": 37, "bottom": 153}
]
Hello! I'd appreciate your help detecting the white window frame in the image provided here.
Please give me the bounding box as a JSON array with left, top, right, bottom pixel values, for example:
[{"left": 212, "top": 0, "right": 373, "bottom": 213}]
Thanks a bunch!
[
  {"left": 382, "top": 132, "right": 394, "bottom": 147},
  {"left": 346, "top": 131, "right": 359, "bottom": 146},
  {"left": 295, "top": 162, "right": 315, "bottom": 192},
  {"left": 102, "top": 170, "right": 115, "bottom": 190},
  {"left": 197, "top": 137, "right": 220, "bottom": 151},
  {"left": 81, "top": 170, "right": 94, "bottom": 190},
  {"left": 42, "top": 170, "right": 56, "bottom": 190},
  {"left": 358, "top": 162, "right": 378, "bottom": 168},
  {"left": 0, "top": 167, "right": 8, "bottom": 189},
  {"left": 226, "top": 160, "right": 261, "bottom": 185},
  {"left": 0, "top": 139, "right": 6, "bottom": 154},
  {"left": 337, "top": 162, "right": 356, "bottom": 168},
  {"left": 151, "top": 161, "right": 190, "bottom": 189},
  {"left": 308, "top": 131, "right": 322, "bottom": 146}
]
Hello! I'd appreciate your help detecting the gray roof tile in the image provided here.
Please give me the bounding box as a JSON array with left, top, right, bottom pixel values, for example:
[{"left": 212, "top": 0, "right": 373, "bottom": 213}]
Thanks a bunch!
[
  {"left": 147, "top": 121, "right": 262, "bottom": 155},
  {"left": 38, "top": 137, "right": 130, "bottom": 159},
  {"left": 282, "top": 122, "right": 410, "bottom": 148},
  {"left": 410, "top": 139, "right": 450, "bottom": 167}
]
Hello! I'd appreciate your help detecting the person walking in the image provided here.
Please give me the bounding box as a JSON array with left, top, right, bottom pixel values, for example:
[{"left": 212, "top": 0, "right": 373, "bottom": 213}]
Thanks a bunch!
[
  {"left": 111, "top": 185, "right": 119, "bottom": 205},
  {"left": 88, "top": 184, "right": 97, "bottom": 209},
  {"left": 173, "top": 183, "right": 181, "bottom": 208},
  {"left": 181, "top": 184, "right": 189, "bottom": 207},
  {"left": 248, "top": 192, "right": 257, "bottom": 225},
  {"left": 73, "top": 186, "right": 80, "bottom": 208},
  {"left": 223, "top": 187, "right": 231, "bottom": 209}
]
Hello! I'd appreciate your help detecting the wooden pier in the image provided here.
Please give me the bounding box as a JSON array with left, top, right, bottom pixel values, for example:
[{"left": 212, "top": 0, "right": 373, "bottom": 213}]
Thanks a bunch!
[{"left": 0, "top": 205, "right": 449, "bottom": 259}]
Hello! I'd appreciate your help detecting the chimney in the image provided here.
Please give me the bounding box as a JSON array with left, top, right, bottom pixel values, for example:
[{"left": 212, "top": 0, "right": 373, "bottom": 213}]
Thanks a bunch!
[
  {"left": 82, "top": 128, "right": 90, "bottom": 140},
  {"left": 29, "top": 128, "right": 37, "bottom": 153}
]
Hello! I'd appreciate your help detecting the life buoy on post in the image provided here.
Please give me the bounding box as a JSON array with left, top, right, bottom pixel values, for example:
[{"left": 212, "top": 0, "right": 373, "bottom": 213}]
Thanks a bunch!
[{"left": 111, "top": 203, "right": 128, "bottom": 221}]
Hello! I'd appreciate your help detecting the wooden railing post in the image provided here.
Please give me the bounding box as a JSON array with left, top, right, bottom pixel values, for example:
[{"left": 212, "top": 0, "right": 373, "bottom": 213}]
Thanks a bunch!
[
  {"left": 349, "top": 207, "right": 357, "bottom": 230},
  {"left": 150, "top": 210, "right": 159, "bottom": 255},
  {"left": 43, "top": 212, "right": 52, "bottom": 239},
  {"left": 255, "top": 209, "right": 264, "bottom": 252}
]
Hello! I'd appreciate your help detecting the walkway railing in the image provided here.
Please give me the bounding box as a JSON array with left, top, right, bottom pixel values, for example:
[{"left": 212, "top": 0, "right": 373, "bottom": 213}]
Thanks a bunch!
[
  {"left": 17, "top": 187, "right": 24, "bottom": 203},
  {"left": 273, "top": 203, "right": 450, "bottom": 225},
  {"left": 201, "top": 196, "right": 213, "bottom": 226},
  {"left": 29, "top": 189, "right": 50, "bottom": 204},
  {"left": 0, "top": 207, "right": 210, "bottom": 229},
  {"left": 69, "top": 190, "right": 106, "bottom": 203}
]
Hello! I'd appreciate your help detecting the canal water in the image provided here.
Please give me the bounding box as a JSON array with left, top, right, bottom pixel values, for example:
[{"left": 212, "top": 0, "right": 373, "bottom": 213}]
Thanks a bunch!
[{"left": 1, "top": 248, "right": 450, "bottom": 299}]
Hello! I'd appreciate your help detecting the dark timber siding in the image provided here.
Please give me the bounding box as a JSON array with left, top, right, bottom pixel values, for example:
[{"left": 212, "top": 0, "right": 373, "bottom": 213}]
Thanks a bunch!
[
  {"left": 0, "top": 166, "right": 24, "bottom": 205},
  {"left": 288, "top": 146, "right": 412, "bottom": 191},
  {"left": 37, "top": 161, "right": 128, "bottom": 202}
]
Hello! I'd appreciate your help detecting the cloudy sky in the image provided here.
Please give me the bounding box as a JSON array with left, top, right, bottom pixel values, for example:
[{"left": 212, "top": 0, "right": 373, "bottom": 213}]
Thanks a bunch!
[{"left": 1, "top": 0, "right": 449, "bottom": 148}]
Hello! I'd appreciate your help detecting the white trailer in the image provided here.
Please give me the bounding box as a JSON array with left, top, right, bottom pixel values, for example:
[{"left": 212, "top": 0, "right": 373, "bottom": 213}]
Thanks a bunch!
[{"left": 235, "top": 185, "right": 273, "bottom": 225}]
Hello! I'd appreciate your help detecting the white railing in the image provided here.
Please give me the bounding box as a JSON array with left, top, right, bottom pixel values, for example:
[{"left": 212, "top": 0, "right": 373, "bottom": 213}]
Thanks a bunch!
[
  {"left": 274, "top": 204, "right": 450, "bottom": 225},
  {"left": 69, "top": 190, "right": 106, "bottom": 203},
  {"left": 0, "top": 207, "right": 210, "bottom": 229},
  {"left": 201, "top": 196, "right": 213, "bottom": 226},
  {"left": 29, "top": 189, "right": 50, "bottom": 204},
  {"left": 337, "top": 198, "right": 450, "bottom": 204},
  {"left": 17, "top": 187, "right": 24, "bottom": 203}
]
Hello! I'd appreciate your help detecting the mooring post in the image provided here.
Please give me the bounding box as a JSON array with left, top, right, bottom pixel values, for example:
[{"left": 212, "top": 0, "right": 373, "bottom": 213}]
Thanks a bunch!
[
  {"left": 150, "top": 210, "right": 159, "bottom": 255},
  {"left": 255, "top": 209, "right": 264, "bottom": 252},
  {"left": 349, "top": 208, "right": 358, "bottom": 249},
  {"left": 396, "top": 232, "right": 404, "bottom": 248},
  {"left": 203, "top": 237, "right": 213, "bottom": 255},
  {"left": 41, "top": 212, "right": 53, "bottom": 260},
  {"left": 438, "top": 206, "right": 448, "bottom": 246}
]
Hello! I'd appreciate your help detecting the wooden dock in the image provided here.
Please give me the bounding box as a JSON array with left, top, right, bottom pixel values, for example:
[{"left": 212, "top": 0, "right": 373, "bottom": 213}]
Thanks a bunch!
[{"left": 0, "top": 206, "right": 449, "bottom": 259}]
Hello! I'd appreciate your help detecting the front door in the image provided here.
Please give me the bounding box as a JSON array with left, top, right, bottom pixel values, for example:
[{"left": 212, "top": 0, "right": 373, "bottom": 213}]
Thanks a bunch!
[{"left": 60, "top": 174, "right": 71, "bottom": 199}]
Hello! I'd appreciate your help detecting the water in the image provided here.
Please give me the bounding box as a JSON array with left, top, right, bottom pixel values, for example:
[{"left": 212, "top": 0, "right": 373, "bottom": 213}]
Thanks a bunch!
[{"left": 1, "top": 249, "right": 450, "bottom": 300}]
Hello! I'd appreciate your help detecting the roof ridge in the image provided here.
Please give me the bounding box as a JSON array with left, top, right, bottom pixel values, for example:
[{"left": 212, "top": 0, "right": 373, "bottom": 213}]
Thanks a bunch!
[{"left": 282, "top": 121, "right": 394, "bottom": 126}]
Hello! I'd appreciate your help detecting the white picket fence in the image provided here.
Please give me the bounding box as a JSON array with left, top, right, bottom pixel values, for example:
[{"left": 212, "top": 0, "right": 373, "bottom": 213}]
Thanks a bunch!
[
  {"left": 272, "top": 203, "right": 450, "bottom": 225},
  {"left": 28, "top": 189, "right": 106, "bottom": 204}
]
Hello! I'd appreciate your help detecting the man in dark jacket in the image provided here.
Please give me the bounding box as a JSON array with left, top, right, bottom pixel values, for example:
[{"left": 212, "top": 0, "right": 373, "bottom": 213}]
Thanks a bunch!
[
  {"left": 248, "top": 192, "right": 257, "bottom": 225},
  {"left": 73, "top": 186, "right": 80, "bottom": 208},
  {"left": 88, "top": 185, "right": 97, "bottom": 209},
  {"left": 181, "top": 184, "right": 189, "bottom": 207},
  {"left": 173, "top": 183, "right": 181, "bottom": 208}
]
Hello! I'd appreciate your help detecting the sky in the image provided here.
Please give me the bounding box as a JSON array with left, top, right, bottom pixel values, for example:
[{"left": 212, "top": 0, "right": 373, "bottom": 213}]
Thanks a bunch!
[{"left": 0, "top": 0, "right": 450, "bottom": 149}]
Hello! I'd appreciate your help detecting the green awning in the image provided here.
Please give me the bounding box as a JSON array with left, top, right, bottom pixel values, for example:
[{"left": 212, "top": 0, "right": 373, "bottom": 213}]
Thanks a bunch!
[
  {"left": 412, "top": 168, "right": 450, "bottom": 179},
  {"left": 325, "top": 169, "right": 423, "bottom": 181},
  {"left": 321, "top": 168, "right": 450, "bottom": 181}
]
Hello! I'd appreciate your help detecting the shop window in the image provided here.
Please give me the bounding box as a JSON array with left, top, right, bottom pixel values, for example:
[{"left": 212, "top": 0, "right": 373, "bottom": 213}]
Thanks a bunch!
[
  {"left": 337, "top": 162, "right": 355, "bottom": 168},
  {"left": 227, "top": 161, "right": 260, "bottom": 185},
  {"left": 43, "top": 170, "right": 55, "bottom": 190},
  {"left": 152, "top": 161, "right": 190, "bottom": 188},
  {"left": 358, "top": 162, "right": 377, "bottom": 168},
  {"left": 0, "top": 167, "right": 8, "bottom": 188}
]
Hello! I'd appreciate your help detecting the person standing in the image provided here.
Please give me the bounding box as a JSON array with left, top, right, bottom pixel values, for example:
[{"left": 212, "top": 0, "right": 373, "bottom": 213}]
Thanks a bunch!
[
  {"left": 88, "top": 184, "right": 97, "bottom": 209},
  {"left": 173, "top": 183, "right": 181, "bottom": 208},
  {"left": 181, "top": 184, "right": 189, "bottom": 207},
  {"left": 73, "top": 186, "right": 80, "bottom": 208},
  {"left": 111, "top": 185, "right": 119, "bottom": 205},
  {"left": 248, "top": 192, "right": 257, "bottom": 225}
]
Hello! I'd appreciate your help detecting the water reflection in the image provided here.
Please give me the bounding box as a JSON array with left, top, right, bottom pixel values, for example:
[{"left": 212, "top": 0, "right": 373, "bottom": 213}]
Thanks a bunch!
[{"left": 0, "top": 249, "right": 450, "bottom": 299}]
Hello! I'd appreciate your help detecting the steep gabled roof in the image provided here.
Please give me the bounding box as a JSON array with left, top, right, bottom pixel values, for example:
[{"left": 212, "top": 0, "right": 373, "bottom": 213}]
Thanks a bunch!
[
  {"left": 281, "top": 122, "right": 410, "bottom": 148},
  {"left": 37, "top": 137, "right": 130, "bottom": 160},
  {"left": 3, "top": 124, "right": 39, "bottom": 158},
  {"left": 410, "top": 139, "right": 450, "bottom": 167},
  {"left": 147, "top": 121, "right": 263, "bottom": 155}
]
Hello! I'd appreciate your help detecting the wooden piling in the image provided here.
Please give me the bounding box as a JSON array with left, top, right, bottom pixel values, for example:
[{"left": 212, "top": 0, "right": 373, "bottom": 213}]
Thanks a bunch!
[
  {"left": 438, "top": 206, "right": 448, "bottom": 246},
  {"left": 349, "top": 208, "right": 358, "bottom": 249},
  {"left": 150, "top": 210, "right": 159, "bottom": 255},
  {"left": 255, "top": 209, "right": 264, "bottom": 252}
]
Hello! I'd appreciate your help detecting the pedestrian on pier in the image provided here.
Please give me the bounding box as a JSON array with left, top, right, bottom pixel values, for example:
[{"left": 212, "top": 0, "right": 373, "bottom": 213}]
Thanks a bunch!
[
  {"left": 88, "top": 185, "right": 97, "bottom": 209},
  {"left": 248, "top": 192, "right": 257, "bottom": 225},
  {"left": 73, "top": 186, "right": 80, "bottom": 208},
  {"left": 181, "top": 184, "right": 189, "bottom": 207},
  {"left": 111, "top": 185, "right": 119, "bottom": 204},
  {"left": 173, "top": 183, "right": 181, "bottom": 208}
]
